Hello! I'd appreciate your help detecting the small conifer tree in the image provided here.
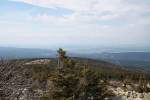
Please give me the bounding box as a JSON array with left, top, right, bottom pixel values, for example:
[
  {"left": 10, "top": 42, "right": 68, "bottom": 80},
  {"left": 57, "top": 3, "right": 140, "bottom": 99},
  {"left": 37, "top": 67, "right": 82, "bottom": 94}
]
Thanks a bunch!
[{"left": 46, "top": 49, "right": 109, "bottom": 100}]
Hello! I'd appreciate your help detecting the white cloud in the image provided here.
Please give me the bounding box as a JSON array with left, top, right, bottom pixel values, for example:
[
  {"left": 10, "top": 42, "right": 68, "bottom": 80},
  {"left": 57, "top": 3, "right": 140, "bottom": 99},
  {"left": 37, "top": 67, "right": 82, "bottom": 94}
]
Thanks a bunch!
[
  {"left": 2, "top": 0, "right": 150, "bottom": 48},
  {"left": 13, "top": 0, "right": 149, "bottom": 26},
  {"left": 13, "top": 0, "right": 149, "bottom": 14}
]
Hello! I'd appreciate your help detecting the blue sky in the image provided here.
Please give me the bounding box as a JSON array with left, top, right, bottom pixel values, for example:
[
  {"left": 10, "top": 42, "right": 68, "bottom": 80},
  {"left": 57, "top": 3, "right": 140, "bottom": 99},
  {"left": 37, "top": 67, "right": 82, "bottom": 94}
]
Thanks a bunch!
[{"left": 0, "top": 0, "right": 150, "bottom": 51}]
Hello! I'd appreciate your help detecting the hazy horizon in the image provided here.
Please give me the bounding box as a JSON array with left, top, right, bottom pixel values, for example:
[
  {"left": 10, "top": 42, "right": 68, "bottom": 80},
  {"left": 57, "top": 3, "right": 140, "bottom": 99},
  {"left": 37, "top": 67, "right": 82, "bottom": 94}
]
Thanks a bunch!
[{"left": 0, "top": 46, "right": 150, "bottom": 53}]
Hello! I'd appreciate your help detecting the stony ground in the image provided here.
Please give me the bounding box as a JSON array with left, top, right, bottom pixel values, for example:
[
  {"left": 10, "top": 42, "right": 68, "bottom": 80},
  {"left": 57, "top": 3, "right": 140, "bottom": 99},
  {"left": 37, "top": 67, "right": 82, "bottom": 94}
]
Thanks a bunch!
[
  {"left": 108, "top": 81, "right": 150, "bottom": 100},
  {"left": 0, "top": 59, "right": 150, "bottom": 100},
  {"left": 0, "top": 60, "right": 43, "bottom": 100}
]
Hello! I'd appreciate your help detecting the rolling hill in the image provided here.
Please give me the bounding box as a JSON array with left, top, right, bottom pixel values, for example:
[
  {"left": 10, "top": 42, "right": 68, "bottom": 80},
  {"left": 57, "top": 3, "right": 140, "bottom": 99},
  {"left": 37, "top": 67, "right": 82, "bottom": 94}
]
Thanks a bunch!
[{"left": 0, "top": 47, "right": 150, "bottom": 69}]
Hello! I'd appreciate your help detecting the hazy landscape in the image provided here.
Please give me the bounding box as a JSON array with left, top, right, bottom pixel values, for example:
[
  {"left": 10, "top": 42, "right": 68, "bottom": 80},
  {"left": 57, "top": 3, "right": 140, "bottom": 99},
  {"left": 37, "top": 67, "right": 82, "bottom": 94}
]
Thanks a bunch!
[
  {"left": 0, "top": 0, "right": 150, "bottom": 100},
  {"left": 1, "top": 47, "right": 150, "bottom": 70}
]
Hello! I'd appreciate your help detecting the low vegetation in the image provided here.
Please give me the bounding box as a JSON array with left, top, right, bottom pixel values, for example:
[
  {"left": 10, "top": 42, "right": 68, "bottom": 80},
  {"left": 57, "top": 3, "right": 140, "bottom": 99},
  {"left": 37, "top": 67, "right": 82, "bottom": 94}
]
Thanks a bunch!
[{"left": 0, "top": 48, "right": 150, "bottom": 100}]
